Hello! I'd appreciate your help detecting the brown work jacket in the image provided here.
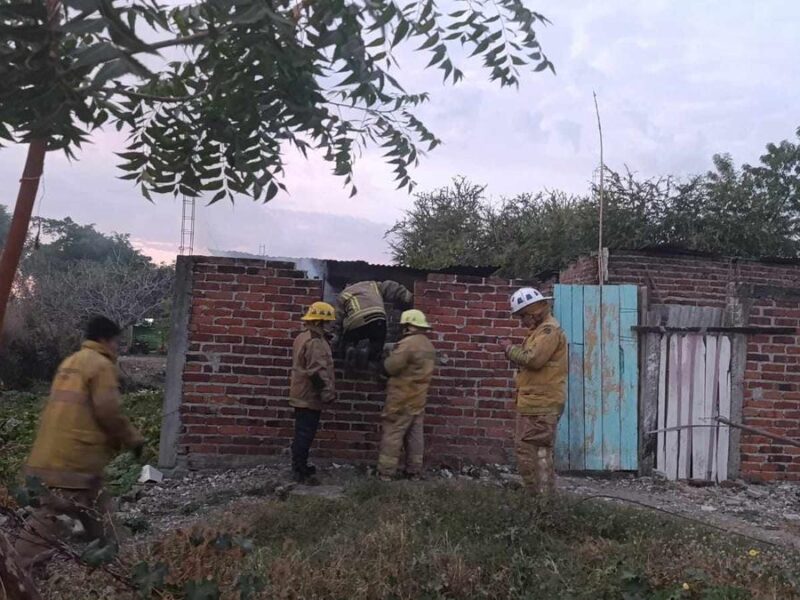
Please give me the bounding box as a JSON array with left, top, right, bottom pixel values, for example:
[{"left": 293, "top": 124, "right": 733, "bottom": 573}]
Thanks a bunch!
[
  {"left": 289, "top": 325, "right": 335, "bottom": 411},
  {"left": 338, "top": 280, "right": 413, "bottom": 332},
  {"left": 26, "top": 341, "right": 144, "bottom": 489},
  {"left": 506, "top": 315, "right": 568, "bottom": 416},
  {"left": 383, "top": 332, "right": 436, "bottom": 416}
]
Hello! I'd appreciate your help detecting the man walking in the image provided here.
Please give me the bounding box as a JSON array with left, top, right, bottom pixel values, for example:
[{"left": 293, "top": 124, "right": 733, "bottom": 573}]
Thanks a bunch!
[
  {"left": 14, "top": 316, "right": 144, "bottom": 569},
  {"left": 499, "top": 288, "right": 567, "bottom": 495},
  {"left": 289, "top": 301, "right": 337, "bottom": 484},
  {"left": 377, "top": 309, "right": 436, "bottom": 481}
]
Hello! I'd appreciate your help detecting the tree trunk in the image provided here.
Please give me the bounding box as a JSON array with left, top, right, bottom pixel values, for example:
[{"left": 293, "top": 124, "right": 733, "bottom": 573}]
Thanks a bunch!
[
  {"left": 0, "top": 139, "right": 47, "bottom": 335},
  {"left": 0, "top": 0, "right": 61, "bottom": 336}
]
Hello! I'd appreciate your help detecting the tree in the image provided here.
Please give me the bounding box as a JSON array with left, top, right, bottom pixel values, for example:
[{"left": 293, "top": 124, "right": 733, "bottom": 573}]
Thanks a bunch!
[
  {"left": 24, "top": 217, "right": 144, "bottom": 269},
  {"left": 387, "top": 177, "right": 496, "bottom": 269},
  {"left": 0, "top": 0, "right": 555, "bottom": 330},
  {"left": 0, "top": 216, "right": 173, "bottom": 386},
  {"left": 389, "top": 128, "right": 800, "bottom": 278}
]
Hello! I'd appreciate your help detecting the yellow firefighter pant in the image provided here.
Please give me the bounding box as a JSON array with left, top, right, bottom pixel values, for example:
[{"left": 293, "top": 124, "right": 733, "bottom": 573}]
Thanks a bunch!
[
  {"left": 515, "top": 413, "right": 559, "bottom": 495},
  {"left": 13, "top": 486, "right": 116, "bottom": 569},
  {"left": 378, "top": 413, "right": 424, "bottom": 476}
]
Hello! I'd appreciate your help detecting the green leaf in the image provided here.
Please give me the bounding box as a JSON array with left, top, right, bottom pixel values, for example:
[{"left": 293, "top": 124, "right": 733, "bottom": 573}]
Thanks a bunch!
[
  {"left": 92, "top": 59, "right": 132, "bottom": 87},
  {"left": 232, "top": 3, "right": 268, "bottom": 25},
  {"left": 184, "top": 580, "right": 220, "bottom": 600},
  {"left": 416, "top": 32, "right": 439, "bottom": 51},
  {"left": 392, "top": 19, "right": 410, "bottom": 47},
  {"left": 210, "top": 189, "right": 227, "bottom": 204},
  {"left": 59, "top": 17, "right": 107, "bottom": 35},
  {"left": 63, "top": 0, "right": 101, "bottom": 13},
  {"left": 71, "top": 43, "right": 124, "bottom": 70},
  {"left": 232, "top": 535, "right": 256, "bottom": 554},
  {"left": 236, "top": 574, "right": 264, "bottom": 600},
  {"left": 80, "top": 539, "right": 118, "bottom": 567},
  {"left": 131, "top": 562, "right": 167, "bottom": 598}
]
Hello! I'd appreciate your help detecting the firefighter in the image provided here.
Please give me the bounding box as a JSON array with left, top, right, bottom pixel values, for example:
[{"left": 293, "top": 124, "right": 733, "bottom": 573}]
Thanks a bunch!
[
  {"left": 289, "top": 301, "right": 337, "bottom": 484},
  {"left": 377, "top": 309, "right": 436, "bottom": 481},
  {"left": 14, "top": 316, "right": 145, "bottom": 569},
  {"left": 336, "top": 280, "right": 413, "bottom": 369},
  {"left": 498, "top": 288, "right": 567, "bottom": 495}
]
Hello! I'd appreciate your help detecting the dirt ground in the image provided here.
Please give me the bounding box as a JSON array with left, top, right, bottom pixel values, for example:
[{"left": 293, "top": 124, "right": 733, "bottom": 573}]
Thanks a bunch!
[{"left": 117, "top": 460, "right": 800, "bottom": 551}]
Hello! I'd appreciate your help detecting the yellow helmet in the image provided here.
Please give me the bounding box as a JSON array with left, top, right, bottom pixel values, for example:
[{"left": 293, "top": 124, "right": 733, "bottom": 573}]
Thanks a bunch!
[
  {"left": 400, "top": 309, "right": 431, "bottom": 329},
  {"left": 302, "top": 301, "right": 336, "bottom": 321}
]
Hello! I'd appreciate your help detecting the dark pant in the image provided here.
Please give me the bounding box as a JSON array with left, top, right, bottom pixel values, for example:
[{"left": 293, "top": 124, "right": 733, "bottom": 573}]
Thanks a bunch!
[
  {"left": 343, "top": 319, "right": 388, "bottom": 361},
  {"left": 14, "top": 486, "right": 115, "bottom": 569},
  {"left": 292, "top": 408, "right": 322, "bottom": 474}
]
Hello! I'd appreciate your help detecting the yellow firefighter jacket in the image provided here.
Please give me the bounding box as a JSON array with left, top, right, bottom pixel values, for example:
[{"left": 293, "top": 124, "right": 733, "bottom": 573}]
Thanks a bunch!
[
  {"left": 26, "top": 341, "right": 144, "bottom": 489},
  {"left": 506, "top": 315, "right": 568, "bottom": 416},
  {"left": 289, "top": 325, "right": 335, "bottom": 411},
  {"left": 338, "top": 280, "right": 413, "bottom": 333},
  {"left": 383, "top": 332, "right": 436, "bottom": 416}
]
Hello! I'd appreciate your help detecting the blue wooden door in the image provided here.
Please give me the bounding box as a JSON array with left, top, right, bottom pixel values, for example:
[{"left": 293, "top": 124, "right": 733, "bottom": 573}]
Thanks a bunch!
[{"left": 553, "top": 285, "right": 638, "bottom": 471}]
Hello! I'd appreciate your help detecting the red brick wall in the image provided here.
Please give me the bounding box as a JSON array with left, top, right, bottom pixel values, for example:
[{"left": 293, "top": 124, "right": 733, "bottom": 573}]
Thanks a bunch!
[
  {"left": 606, "top": 251, "right": 800, "bottom": 308},
  {"left": 740, "top": 296, "right": 800, "bottom": 481},
  {"left": 176, "top": 257, "right": 529, "bottom": 469},
  {"left": 560, "top": 255, "right": 598, "bottom": 284},
  {"left": 561, "top": 251, "right": 800, "bottom": 308}
]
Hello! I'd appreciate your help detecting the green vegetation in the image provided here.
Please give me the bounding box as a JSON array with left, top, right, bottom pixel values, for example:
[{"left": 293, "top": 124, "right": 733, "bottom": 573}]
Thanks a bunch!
[
  {"left": 389, "top": 127, "right": 800, "bottom": 277},
  {"left": 2, "top": 0, "right": 552, "bottom": 200},
  {"left": 0, "top": 215, "right": 173, "bottom": 388},
  {"left": 0, "top": 389, "right": 162, "bottom": 494},
  {"left": 38, "top": 479, "right": 800, "bottom": 599}
]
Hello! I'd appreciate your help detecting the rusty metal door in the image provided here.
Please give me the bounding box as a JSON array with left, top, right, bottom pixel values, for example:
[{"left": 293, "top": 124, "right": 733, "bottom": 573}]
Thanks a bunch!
[{"left": 553, "top": 285, "right": 639, "bottom": 471}]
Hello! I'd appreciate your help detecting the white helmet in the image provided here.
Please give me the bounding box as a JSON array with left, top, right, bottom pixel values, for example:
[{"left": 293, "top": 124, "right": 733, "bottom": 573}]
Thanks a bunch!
[{"left": 510, "top": 287, "right": 551, "bottom": 314}]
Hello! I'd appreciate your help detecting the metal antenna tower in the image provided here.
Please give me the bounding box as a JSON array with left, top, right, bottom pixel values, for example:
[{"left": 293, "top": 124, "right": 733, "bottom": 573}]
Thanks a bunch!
[{"left": 179, "top": 195, "right": 196, "bottom": 255}]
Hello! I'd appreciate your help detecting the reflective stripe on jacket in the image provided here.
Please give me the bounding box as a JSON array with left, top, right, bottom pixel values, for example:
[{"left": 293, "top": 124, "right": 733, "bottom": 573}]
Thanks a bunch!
[
  {"left": 289, "top": 325, "right": 335, "bottom": 411},
  {"left": 383, "top": 332, "right": 436, "bottom": 416},
  {"left": 339, "top": 280, "right": 413, "bottom": 332},
  {"left": 506, "top": 315, "right": 567, "bottom": 416},
  {"left": 26, "top": 341, "right": 144, "bottom": 489}
]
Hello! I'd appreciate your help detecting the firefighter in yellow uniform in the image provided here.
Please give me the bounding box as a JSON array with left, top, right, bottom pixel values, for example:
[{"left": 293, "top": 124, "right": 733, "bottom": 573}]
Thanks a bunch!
[
  {"left": 289, "top": 301, "right": 337, "bottom": 484},
  {"left": 14, "top": 317, "right": 144, "bottom": 569},
  {"left": 377, "top": 309, "right": 436, "bottom": 481},
  {"left": 337, "top": 280, "right": 413, "bottom": 369},
  {"left": 499, "top": 288, "right": 567, "bottom": 495}
]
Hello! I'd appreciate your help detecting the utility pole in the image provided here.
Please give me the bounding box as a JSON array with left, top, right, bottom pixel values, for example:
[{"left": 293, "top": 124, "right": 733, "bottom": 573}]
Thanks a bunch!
[
  {"left": 0, "top": 0, "right": 61, "bottom": 334},
  {"left": 178, "top": 195, "right": 196, "bottom": 255}
]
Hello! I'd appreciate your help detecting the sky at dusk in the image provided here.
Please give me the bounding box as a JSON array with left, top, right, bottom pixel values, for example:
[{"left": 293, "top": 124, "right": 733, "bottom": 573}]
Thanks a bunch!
[{"left": 2, "top": 1, "right": 799, "bottom": 265}]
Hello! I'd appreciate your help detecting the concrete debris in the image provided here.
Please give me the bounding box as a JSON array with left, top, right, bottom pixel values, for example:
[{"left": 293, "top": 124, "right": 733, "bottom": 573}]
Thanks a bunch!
[
  {"left": 138, "top": 465, "right": 164, "bottom": 484},
  {"left": 105, "top": 458, "right": 800, "bottom": 550}
]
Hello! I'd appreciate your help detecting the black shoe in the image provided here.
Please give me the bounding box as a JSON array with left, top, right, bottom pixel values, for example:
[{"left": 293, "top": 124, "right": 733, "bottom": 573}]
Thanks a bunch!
[
  {"left": 293, "top": 466, "right": 319, "bottom": 485},
  {"left": 356, "top": 346, "right": 370, "bottom": 370},
  {"left": 345, "top": 346, "right": 357, "bottom": 368}
]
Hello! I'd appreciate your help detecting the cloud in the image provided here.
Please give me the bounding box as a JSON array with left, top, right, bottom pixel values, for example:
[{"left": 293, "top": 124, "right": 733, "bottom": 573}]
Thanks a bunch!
[{"left": 2, "top": 1, "right": 799, "bottom": 264}]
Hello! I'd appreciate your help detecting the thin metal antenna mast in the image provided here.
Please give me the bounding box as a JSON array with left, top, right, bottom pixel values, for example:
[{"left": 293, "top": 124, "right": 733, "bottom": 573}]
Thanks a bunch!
[{"left": 593, "top": 91, "right": 605, "bottom": 286}]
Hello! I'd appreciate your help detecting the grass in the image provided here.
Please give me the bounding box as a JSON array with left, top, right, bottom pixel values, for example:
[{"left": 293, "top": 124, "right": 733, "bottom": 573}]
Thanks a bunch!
[
  {"left": 41, "top": 479, "right": 800, "bottom": 600},
  {"left": 240, "top": 480, "right": 800, "bottom": 599},
  {"left": 0, "top": 389, "right": 162, "bottom": 495}
]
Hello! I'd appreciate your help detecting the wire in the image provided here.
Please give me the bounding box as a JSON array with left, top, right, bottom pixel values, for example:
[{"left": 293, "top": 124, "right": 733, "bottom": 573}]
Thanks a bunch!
[{"left": 572, "top": 493, "right": 782, "bottom": 549}]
